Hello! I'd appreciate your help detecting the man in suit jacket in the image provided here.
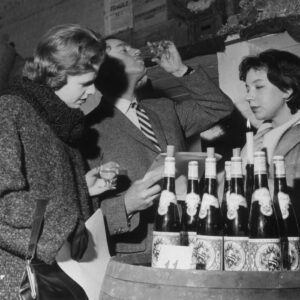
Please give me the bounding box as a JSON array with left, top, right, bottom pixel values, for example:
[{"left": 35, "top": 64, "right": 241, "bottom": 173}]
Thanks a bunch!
[{"left": 82, "top": 38, "right": 234, "bottom": 255}]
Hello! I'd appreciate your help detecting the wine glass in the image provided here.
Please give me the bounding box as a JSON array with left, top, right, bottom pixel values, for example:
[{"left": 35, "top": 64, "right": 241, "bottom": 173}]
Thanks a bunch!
[
  {"left": 99, "top": 161, "right": 119, "bottom": 189},
  {"left": 146, "top": 40, "right": 170, "bottom": 59}
]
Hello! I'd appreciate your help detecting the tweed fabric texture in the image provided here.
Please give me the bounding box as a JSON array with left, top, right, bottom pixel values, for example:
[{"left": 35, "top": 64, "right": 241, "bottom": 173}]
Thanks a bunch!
[{"left": 0, "top": 79, "right": 92, "bottom": 298}]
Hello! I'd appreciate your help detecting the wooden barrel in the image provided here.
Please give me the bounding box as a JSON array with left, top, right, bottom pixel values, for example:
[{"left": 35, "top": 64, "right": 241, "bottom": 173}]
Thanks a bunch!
[{"left": 100, "top": 253, "right": 300, "bottom": 300}]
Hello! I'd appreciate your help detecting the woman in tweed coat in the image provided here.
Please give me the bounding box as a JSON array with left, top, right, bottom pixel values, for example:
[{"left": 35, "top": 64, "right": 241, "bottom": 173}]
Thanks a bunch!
[{"left": 0, "top": 24, "right": 113, "bottom": 299}]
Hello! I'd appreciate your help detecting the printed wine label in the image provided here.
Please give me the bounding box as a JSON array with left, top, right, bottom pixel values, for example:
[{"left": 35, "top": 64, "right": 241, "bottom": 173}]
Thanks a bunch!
[
  {"left": 185, "top": 193, "right": 200, "bottom": 217},
  {"left": 180, "top": 231, "right": 197, "bottom": 269},
  {"left": 227, "top": 193, "right": 247, "bottom": 220},
  {"left": 251, "top": 188, "right": 273, "bottom": 216},
  {"left": 224, "top": 236, "right": 248, "bottom": 271},
  {"left": 199, "top": 193, "right": 219, "bottom": 219},
  {"left": 158, "top": 191, "right": 176, "bottom": 215},
  {"left": 288, "top": 237, "right": 300, "bottom": 271},
  {"left": 248, "top": 238, "right": 281, "bottom": 271},
  {"left": 152, "top": 231, "right": 180, "bottom": 267},
  {"left": 277, "top": 191, "right": 291, "bottom": 219},
  {"left": 195, "top": 235, "right": 223, "bottom": 270}
]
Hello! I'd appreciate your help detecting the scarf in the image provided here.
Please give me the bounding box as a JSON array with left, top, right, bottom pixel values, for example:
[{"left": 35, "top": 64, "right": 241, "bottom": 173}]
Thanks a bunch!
[
  {"left": 241, "top": 111, "right": 300, "bottom": 170},
  {"left": 7, "top": 78, "right": 85, "bottom": 146}
]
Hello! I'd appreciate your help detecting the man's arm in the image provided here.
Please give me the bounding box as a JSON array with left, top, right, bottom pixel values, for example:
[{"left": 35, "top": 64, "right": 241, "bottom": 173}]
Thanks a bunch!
[
  {"left": 151, "top": 40, "right": 234, "bottom": 138},
  {"left": 175, "top": 66, "right": 234, "bottom": 138},
  {"left": 100, "top": 168, "right": 163, "bottom": 235}
]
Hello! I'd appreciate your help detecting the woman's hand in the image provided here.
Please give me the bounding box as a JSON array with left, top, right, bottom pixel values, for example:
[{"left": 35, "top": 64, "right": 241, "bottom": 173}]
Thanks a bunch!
[{"left": 85, "top": 161, "right": 119, "bottom": 196}]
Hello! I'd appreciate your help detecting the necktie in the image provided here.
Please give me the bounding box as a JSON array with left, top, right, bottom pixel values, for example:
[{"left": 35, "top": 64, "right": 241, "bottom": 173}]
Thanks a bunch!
[{"left": 131, "top": 102, "right": 161, "bottom": 152}]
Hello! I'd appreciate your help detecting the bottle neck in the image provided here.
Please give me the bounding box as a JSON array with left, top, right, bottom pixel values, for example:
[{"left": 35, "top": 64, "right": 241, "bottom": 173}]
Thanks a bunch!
[
  {"left": 274, "top": 177, "right": 288, "bottom": 194},
  {"left": 187, "top": 179, "right": 199, "bottom": 194},
  {"left": 230, "top": 177, "right": 245, "bottom": 196},
  {"left": 203, "top": 178, "right": 218, "bottom": 197},
  {"left": 162, "top": 176, "right": 176, "bottom": 193},
  {"left": 254, "top": 173, "right": 269, "bottom": 190},
  {"left": 246, "top": 164, "right": 254, "bottom": 176},
  {"left": 224, "top": 179, "right": 230, "bottom": 192}
]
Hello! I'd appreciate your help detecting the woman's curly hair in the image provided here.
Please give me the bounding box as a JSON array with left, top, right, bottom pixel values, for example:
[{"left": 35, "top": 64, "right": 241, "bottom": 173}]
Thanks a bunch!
[{"left": 23, "top": 24, "right": 105, "bottom": 90}]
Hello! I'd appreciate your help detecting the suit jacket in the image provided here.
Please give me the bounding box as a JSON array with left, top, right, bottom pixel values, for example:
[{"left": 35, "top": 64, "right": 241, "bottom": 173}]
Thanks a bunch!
[{"left": 83, "top": 66, "right": 234, "bottom": 254}]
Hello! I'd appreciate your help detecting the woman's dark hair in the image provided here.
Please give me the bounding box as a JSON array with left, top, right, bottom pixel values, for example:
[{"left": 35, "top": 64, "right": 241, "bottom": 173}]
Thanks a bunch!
[
  {"left": 23, "top": 24, "right": 105, "bottom": 90},
  {"left": 239, "top": 49, "right": 300, "bottom": 113}
]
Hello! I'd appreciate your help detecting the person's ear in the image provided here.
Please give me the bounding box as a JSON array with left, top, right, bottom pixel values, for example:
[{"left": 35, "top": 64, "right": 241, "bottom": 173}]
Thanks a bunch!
[
  {"left": 106, "top": 45, "right": 111, "bottom": 54},
  {"left": 283, "top": 88, "right": 293, "bottom": 102}
]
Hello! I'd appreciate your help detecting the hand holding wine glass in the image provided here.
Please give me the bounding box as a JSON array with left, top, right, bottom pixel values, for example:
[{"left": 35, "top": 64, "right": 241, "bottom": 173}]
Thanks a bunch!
[
  {"left": 99, "top": 161, "right": 120, "bottom": 189},
  {"left": 85, "top": 161, "right": 119, "bottom": 196}
]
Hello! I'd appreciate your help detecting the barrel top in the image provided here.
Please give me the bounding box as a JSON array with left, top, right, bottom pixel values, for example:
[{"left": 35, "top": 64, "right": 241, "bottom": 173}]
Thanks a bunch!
[{"left": 107, "top": 254, "right": 300, "bottom": 289}]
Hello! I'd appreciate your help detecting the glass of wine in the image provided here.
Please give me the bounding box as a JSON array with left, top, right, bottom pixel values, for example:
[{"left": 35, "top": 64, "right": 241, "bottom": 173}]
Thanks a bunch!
[
  {"left": 145, "top": 40, "right": 171, "bottom": 59},
  {"left": 99, "top": 161, "right": 119, "bottom": 189}
]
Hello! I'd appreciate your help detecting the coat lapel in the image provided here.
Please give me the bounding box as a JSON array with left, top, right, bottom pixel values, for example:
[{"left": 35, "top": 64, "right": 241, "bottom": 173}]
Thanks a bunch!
[
  {"left": 112, "top": 107, "right": 161, "bottom": 153},
  {"left": 140, "top": 104, "right": 168, "bottom": 152}
]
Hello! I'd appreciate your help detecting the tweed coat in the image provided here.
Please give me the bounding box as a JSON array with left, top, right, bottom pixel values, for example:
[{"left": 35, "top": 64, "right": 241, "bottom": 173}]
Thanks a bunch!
[
  {"left": 0, "top": 85, "right": 92, "bottom": 298},
  {"left": 83, "top": 66, "right": 234, "bottom": 255}
]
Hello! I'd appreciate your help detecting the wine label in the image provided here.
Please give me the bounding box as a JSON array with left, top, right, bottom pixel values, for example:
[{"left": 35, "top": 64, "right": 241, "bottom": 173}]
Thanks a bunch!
[
  {"left": 248, "top": 238, "right": 281, "bottom": 271},
  {"left": 185, "top": 193, "right": 200, "bottom": 217},
  {"left": 199, "top": 193, "right": 219, "bottom": 219},
  {"left": 277, "top": 191, "right": 291, "bottom": 219},
  {"left": 195, "top": 235, "right": 223, "bottom": 270},
  {"left": 251, "top": 188, "right": 273, "bottom": 216},
  {"left": 152, "top": 231, "right": 180, "bottom": 267},
  {"left": 224, "top": 236, "right": 248, "bottom": 271},
  {"left": 288, "top": 237, "right": 300, "bottom": 271},
  {"left": 158, "top": 191, "right": 176, "bottom": 215},
  {"left": 227, "top": 193, "right": 247, "bottom": 220},
  {"left": 180, "top": 231, "right": 197, "bottom": 269}
]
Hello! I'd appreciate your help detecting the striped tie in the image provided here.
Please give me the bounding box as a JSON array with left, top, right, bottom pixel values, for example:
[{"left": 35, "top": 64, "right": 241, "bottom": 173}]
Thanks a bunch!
[{"left": 132, "top": 102, "right": 161, "bottom": 152}]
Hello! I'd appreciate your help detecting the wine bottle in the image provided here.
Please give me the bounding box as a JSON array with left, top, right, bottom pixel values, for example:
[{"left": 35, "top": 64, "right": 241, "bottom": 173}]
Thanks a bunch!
[
  {"left": 248, "top": 151, "right": 281, "bottom": 271},
  {"left": 273, "top": 156, "right": 300, "bottom": 271},
  {"left": 224, "top": 156, "right": 248, "bottom": 271},
  {"left": 196, "top": 153, "right": 223, "bottom": 270},
  {"left": 221, "top": 161, "right": 231, "bottom": 217},
  {"left": 181, "top": 161, "right": 201, "bottom": 268},
  {"left": 245, "top": 119, "right": 254, "bottom": 209},
  {"left": 245, "top": 164, "right": 254, "bottom": 209},
  {"left": 152, "top": 156, "right": 181, "bottom": 267}
]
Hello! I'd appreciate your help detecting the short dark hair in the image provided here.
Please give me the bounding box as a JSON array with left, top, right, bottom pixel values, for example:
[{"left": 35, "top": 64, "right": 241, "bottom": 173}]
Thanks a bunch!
[
  {"left": 239, "top": 49, "right": 300, "bottom": 113},
  {"left": 95, "top": 46, "right": 128, "bottom": 99},
  {"left": 23, "top": 24, "right": 105, "bottom": 90}
]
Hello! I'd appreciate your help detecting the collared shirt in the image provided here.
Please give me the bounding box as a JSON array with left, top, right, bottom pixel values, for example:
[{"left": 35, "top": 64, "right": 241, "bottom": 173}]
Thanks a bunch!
[{"left": 114, "top": 97, "right": 141, "bottom": 130}]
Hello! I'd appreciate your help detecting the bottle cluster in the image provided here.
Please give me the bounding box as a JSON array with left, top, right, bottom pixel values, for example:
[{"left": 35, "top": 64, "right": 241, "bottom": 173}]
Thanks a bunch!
[{"left": 151, "top": 147, "right": 300, "bottom": 272}]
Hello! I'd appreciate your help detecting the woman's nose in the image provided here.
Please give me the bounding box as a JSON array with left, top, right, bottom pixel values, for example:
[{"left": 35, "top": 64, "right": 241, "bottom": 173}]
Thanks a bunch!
[{"left": 245, "top": 90, "right": 254, "bottom": 102}]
